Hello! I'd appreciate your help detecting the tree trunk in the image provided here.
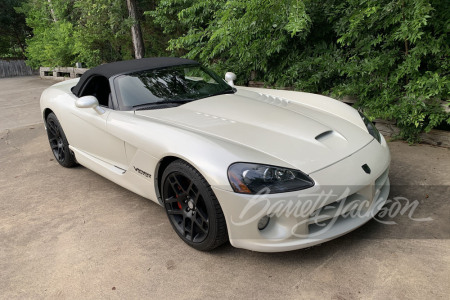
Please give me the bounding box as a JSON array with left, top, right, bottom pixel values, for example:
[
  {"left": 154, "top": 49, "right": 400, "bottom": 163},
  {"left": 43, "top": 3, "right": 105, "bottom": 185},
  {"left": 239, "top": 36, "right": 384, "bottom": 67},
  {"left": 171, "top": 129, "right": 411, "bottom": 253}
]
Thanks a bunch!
[
  {"left": 126, "top": 0, "right": 145, "bottom": 59},
  {"left": 13, "top": 28, "right": 26, "bottom": 59},
  {"left": 47, "top": 0, "right": 58, "bottom": 23}
]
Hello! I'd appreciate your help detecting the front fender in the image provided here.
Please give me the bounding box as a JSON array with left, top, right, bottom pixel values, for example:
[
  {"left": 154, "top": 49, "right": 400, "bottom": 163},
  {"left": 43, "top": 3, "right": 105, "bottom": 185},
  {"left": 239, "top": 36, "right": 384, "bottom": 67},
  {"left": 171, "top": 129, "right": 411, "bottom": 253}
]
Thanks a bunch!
[{"left": 107, "top": 110, "right": 294, "bottom": 192}]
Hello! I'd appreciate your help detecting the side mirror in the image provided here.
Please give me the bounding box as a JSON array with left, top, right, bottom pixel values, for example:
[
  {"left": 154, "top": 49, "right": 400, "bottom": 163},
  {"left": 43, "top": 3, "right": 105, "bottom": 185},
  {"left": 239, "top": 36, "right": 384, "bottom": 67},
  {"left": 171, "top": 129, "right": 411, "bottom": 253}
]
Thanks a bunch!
[
  {"left": 225, "top": 72, "right": 237, "bottom": 87},
  {"left": 75, "top": 95, "right": 105, "bottom": 115}
]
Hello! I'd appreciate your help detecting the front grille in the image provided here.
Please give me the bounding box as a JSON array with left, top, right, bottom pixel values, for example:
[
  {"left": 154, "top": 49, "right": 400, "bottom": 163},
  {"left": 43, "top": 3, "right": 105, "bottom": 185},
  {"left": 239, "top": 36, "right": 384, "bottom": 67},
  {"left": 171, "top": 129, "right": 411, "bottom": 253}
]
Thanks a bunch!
[
  {"left": 309, "top": 192, "right": 369, "bottom": 225},
  {"left": 308, "top": 167, "right": 389, "bottom": 236}
]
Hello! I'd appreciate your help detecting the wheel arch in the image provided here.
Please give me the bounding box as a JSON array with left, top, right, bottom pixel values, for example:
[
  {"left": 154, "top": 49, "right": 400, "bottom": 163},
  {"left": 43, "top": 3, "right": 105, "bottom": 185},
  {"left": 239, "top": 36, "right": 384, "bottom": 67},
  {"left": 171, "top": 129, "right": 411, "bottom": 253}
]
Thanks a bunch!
[
  {"left": 43, "top": 108, "right": 54, "bottom": 122},
  {"left": 154, "top": 155, "right": 182, "bottom": 205},
  {"left": 153, "top": 154, "right": 226, "bottom": 206}
]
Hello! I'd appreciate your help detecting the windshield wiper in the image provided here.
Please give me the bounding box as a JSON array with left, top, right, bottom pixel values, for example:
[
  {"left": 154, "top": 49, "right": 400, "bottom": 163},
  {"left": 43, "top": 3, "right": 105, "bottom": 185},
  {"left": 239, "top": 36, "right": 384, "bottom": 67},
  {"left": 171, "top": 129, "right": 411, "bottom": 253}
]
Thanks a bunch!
[
  {"left": 208, "top": 89, "right": 236, "bottom": 97},
  {"left": 132, "top": 99, "right": 193, "bottom": 109}
]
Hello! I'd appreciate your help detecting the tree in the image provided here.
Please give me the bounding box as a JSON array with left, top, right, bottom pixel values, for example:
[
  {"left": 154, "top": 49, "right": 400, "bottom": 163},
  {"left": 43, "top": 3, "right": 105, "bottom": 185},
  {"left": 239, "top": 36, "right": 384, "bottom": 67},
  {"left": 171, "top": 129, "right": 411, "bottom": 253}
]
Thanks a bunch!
[
  {"left": 332, "top": 0, "right": 449, "bottom": 141},
  {"left": 126, "top": 0, "right": 145, "bottom": 59},
  {"left": 150, "top": 0, "right": 311, "bottom": 81},
  {"left": 149, "top": 0, "right": 449, "bottom": 142},
  {"left": 19, "top": 0, "right": 161, "bottom": 67},
  {"left": 17, "top": 0, "right": 76, "bottom": 68},
  {"left": 72, "top": 0, "right": 133, "bottom": 67},
  {"left": 15, "top": 0, "right": 449, "bottom": 141},
  {"left": 0, "top": 0, "right": 30, "bottom": 58}
]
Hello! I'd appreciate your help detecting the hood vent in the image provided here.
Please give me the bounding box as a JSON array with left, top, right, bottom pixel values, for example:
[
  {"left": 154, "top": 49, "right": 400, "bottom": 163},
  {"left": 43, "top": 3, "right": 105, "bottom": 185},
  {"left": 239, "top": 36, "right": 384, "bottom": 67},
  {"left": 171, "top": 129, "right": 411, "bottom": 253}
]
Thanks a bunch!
[
  {"left": 315, "top": 130, "right": 348, "bottom": 150},
  {"left": 315, "top": 130, "right": 334, "bottom": 142}
]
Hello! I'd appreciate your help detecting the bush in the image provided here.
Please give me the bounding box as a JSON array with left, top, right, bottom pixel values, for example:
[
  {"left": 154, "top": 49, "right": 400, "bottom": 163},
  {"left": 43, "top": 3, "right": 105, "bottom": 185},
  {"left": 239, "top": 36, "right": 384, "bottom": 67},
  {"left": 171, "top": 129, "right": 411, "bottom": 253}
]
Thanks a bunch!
[{"left": 150, "top": 0, "right": 449, "bottom": 142}]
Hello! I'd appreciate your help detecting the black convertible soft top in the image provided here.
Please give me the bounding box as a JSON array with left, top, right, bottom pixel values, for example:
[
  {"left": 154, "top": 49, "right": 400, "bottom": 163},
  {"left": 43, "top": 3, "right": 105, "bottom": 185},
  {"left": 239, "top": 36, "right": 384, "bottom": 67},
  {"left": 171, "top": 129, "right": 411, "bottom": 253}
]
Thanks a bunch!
[{"left": 71, "top": 57, "right": 199, "bottom": 97}]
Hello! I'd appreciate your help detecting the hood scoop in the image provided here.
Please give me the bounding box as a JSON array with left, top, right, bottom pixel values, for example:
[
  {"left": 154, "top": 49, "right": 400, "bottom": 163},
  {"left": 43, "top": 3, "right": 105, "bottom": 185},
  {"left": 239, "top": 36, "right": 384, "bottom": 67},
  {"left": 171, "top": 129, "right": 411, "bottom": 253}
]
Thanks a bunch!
[
  {"left": 315, "top": 130, "right": 334, "bottom": 141},
  {"left": 315, "top": 130, "right": 348, "bottom": 149}
]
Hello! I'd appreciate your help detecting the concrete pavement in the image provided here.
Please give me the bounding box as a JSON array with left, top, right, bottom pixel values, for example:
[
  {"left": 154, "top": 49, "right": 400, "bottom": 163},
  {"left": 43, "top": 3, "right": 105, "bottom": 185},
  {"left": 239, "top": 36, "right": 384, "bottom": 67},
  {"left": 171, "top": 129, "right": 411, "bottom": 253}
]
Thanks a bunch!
[
  {"left": 0, "top": 76, "right": 54, "bottom": 131},
  {"left": 0, "top": 76, "right": 449, "bottom": 299}
]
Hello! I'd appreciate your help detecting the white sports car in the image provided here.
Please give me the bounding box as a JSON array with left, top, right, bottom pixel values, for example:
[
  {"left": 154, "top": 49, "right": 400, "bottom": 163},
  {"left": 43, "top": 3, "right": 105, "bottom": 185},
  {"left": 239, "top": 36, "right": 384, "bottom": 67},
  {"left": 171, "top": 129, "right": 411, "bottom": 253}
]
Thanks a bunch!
[{"left": 40, "top": 57, "right": 390, "bottom": 252}]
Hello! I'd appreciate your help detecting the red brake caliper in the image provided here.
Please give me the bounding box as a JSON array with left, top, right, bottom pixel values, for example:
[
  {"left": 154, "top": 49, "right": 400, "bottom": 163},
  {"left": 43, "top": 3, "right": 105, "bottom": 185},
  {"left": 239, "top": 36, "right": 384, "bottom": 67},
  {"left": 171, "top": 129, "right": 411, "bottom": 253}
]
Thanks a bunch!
[{"left": 176, "top": 184, "right": 182, "bottom": 209}]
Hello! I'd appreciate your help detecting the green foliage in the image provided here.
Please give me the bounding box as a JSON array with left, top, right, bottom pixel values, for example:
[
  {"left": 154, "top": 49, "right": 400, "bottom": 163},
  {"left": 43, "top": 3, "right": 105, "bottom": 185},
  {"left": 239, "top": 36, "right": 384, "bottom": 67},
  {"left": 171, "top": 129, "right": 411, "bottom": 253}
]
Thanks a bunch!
[
  {"left": 332, "top": 0, "right": 449, "bottom": 142},
  {"left": 150, "top": 0, "right": 449, "bottom": 142},
  {"left": 16, "top": 0, "right": 449, "bottom": 142},
  {"left": 72, "top": 0, "right": 133, "bottom": 67},
  {"left": 150, "top": 0, "right": 311, "bottom": 83},
  {"left": 0, "top": 0, "right": 31, "bottom": 58},
  {"left": 19, "top": 0, "right": 167, "bottom": 68},
  {"left": 140, "top": 0, "right": 174, "bottom": 57},
  {"left": 17, "top": 0, "right": 76, "bottom": 68}
]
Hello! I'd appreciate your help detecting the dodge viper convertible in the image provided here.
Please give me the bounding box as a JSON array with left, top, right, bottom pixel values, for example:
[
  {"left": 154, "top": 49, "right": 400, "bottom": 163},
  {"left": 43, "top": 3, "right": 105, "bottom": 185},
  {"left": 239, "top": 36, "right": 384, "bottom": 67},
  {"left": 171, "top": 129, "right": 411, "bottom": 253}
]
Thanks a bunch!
[{"left": 40, "top": 57, "right": 390, "bottom": 252}]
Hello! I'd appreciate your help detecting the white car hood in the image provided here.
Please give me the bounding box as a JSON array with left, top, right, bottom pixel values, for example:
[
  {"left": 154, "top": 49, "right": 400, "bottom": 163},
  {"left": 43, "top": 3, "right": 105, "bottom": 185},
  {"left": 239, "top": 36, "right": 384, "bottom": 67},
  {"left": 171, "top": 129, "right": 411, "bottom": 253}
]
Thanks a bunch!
[{"left": 135, "top": 90, "right": 373, "bottom": 173}]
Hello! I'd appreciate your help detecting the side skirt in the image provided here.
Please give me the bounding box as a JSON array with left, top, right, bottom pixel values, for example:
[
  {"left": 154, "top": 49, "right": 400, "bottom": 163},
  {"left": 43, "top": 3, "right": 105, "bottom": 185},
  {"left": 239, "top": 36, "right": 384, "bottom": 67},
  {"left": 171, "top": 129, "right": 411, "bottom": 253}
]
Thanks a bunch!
[{"left": 69, "top": 146, "right": 160, "bottom": 205}]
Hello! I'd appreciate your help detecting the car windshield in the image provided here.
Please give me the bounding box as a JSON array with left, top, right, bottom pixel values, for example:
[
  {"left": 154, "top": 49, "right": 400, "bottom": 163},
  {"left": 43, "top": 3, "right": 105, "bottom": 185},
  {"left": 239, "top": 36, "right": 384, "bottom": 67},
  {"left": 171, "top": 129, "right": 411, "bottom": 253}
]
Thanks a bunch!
[{"left": 116, "top": 64, "right": 234, "bottom": 109}]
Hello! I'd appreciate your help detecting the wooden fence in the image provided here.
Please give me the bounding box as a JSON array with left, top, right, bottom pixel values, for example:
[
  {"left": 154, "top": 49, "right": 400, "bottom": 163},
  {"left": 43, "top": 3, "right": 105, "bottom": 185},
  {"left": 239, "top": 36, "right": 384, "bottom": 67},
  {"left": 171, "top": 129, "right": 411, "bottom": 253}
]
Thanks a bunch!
[{"left": 0, "top": 60, "right": 35, "bottom": 78}]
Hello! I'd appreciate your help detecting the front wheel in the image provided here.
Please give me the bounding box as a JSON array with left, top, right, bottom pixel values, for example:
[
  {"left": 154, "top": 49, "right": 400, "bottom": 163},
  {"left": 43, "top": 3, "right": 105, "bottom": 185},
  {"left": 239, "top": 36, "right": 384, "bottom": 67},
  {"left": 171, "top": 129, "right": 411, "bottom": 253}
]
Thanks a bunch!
[
  {"left": 46, "top": 112, "right": 77, "bottom": 168},
  {"left": 162, "top": 160, "right": 228, "bottom": 251}
]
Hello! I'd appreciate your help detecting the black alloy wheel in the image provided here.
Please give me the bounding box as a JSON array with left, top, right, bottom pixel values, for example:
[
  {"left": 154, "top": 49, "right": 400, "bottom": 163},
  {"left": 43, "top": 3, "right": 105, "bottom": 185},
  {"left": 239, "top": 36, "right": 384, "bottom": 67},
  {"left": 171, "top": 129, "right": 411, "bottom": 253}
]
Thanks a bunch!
[
  {"left": 162, "top": 160, "right": 228, "bottom": 251},
  {"left": 46, "top": 112, "right": 77, "bottom": 168}
]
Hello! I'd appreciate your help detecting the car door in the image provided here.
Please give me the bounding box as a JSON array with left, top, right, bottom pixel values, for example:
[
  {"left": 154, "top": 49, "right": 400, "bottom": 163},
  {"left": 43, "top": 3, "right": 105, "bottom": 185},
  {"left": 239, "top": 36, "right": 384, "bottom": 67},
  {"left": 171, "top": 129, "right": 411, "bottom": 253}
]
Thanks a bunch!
[{"left": 66, "top": 76, "right": 129, "bottom": 170}]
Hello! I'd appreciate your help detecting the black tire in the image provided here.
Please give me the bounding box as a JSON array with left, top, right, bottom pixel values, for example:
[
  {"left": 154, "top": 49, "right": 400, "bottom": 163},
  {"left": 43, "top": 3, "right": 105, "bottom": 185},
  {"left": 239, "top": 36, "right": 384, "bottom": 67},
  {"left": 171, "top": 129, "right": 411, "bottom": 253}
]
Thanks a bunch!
[
  {"left": 46, "top": 112, "right": 77, "bottom": 168},
  {"left": 161, "top": 160, "right": 228, "bottom": 251}
]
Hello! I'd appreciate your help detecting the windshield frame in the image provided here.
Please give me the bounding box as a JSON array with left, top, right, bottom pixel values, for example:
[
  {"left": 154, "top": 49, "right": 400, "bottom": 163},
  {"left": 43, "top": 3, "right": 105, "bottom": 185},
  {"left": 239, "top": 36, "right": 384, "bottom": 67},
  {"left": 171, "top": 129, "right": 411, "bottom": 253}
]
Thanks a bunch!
[{"left": 112, "top": 64, "right": 234, "bottom": 111}]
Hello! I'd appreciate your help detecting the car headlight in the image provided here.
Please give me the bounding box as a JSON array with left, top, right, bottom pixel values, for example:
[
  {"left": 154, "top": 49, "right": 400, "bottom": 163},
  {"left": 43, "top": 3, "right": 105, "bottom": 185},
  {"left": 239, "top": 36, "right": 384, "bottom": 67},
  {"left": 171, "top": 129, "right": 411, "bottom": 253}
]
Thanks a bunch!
[
  {"left": 227, "top": 163, "right": 315, "bottom": 194},
  {"left": 359, "top": 111, "right": 381, "bottom": 143}
]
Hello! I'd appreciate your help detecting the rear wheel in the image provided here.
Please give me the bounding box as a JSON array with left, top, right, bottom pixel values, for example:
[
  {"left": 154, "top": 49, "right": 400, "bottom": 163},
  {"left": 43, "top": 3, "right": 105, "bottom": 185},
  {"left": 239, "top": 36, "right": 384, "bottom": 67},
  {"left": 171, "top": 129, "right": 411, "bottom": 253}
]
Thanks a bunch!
[
  {"left": 162, "top": 160, "right": 228, "bottom": 251},
  {"left": 46, "top": 112, "right": 77, "bottom": 168}
]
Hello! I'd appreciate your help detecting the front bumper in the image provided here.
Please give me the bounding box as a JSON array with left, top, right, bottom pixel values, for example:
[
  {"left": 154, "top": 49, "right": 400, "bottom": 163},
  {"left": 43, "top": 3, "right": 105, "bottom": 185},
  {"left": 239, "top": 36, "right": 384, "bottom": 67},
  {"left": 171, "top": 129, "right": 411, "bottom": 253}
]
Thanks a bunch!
[{"left": 213, "top": 138, "right": 391, "bottom": 252}]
